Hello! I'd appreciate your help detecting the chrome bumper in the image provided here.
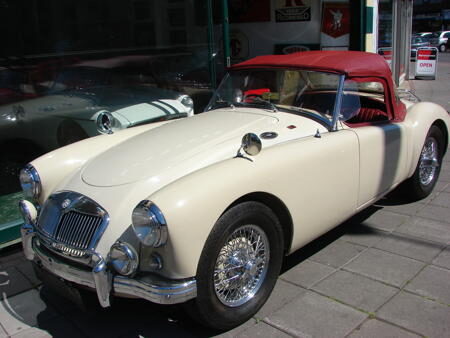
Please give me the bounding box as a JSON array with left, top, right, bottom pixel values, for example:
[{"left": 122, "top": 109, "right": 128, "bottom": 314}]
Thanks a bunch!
[{"left": 21, "top": 224, "right": 197, "bottom": 307}]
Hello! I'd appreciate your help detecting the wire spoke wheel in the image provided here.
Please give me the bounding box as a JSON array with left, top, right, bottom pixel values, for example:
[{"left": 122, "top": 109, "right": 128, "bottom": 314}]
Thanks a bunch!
[
  {"left": 213, "top": 224, "right": 269, "bottom": 307},
  {"left": 419, "top": 136, "right": 439, "bottom": 186}
]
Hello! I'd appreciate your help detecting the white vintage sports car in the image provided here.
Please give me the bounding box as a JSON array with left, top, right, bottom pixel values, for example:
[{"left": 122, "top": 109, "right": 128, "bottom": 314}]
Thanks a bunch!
[{"left": 19, "top": 51, "right": 450, "bottom": 330}]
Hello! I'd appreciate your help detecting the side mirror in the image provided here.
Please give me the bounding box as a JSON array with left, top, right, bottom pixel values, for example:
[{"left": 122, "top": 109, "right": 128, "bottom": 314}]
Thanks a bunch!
[{"left": 241, "top": 133, "right": 262, "bottom": 156}]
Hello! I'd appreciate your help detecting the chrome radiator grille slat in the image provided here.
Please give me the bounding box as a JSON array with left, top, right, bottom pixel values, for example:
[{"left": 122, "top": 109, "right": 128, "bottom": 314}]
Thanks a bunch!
[{"left": 54, "top": 211, "right": 103, "bottom": 250}]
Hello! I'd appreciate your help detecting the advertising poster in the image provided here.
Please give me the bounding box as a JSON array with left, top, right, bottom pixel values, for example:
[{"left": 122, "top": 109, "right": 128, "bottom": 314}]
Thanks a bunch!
[
  {"left": 320, "top": 2, "right": 350, "bottom": 49},
  {"left": 229, "top": 0, "right": 271, "bottom": 23},
  {"left": 275, "top": 0, "right": 312, "bottom": 22}
]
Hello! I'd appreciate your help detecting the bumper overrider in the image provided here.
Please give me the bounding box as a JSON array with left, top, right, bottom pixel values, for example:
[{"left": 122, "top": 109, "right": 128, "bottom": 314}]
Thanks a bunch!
[{"left": 19, "top": 200, "right": 197, "bottom": 307}]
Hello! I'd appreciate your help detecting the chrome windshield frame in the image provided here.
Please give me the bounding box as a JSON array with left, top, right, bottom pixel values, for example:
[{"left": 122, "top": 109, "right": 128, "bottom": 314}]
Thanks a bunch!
[{"left": 331, "top": 74, "right": 346, "bottom": 131}]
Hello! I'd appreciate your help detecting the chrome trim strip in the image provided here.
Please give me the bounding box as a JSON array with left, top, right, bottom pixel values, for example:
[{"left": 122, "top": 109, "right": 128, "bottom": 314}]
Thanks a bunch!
[{"left": 31, "top": 238, "right": 197, "bottom": 306}]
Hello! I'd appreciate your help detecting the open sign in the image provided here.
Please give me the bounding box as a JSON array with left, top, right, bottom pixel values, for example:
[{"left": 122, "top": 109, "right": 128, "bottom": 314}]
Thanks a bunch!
[{"left": 415, "top": 47, "right": 438, "bottom": 79}]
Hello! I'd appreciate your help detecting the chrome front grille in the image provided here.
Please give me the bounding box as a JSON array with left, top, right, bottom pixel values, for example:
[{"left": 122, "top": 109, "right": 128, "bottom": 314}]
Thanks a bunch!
[
  {"left": 36, "top": 191, "right": 109, "bottom": 260},
  {"left": 55, "top": 211, "right": 103, "bottom": 250}
]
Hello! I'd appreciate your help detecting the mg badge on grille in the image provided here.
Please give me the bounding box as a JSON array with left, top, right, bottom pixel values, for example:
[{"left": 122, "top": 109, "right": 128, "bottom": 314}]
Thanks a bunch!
[{"left": 61, "top": 199, "right": 71, "bottom": 209}]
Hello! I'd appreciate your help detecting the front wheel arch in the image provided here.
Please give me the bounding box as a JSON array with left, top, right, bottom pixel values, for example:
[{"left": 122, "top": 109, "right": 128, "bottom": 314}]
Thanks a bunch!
[
  {"left": 433, "top": 119, "right": 448, "bottom": 155},
  {"left": 225, "top": 192, "right": 293, "bottom": 255}
]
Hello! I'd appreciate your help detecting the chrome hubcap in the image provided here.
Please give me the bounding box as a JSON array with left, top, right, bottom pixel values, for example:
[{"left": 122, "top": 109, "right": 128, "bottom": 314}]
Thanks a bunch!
[
  {"left": 419, "top": 137, "right": 439, "bottom": 186},
  {"left": 214, "top": 225, "right": 269, "bottom": 307}
]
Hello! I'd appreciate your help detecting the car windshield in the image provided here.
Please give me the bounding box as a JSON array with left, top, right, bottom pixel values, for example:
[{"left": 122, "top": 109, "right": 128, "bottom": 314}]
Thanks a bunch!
[{"left": 206, "top": 68, "right": 341, "bottom": 125}]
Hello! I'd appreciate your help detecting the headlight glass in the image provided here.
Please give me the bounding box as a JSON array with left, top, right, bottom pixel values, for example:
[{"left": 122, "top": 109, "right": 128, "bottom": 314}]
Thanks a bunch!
[
  {"left": 178, "top": 95, "right": 194, "bottom": 115},
  {"left": 109, "top": 242, "right": 139, "bottom": 276},
  {"left": 19, "top": 165, "right": 41, "bottom": 201},
  {"left": 132, "top": 200, "right": 167, "bottom": 247}
]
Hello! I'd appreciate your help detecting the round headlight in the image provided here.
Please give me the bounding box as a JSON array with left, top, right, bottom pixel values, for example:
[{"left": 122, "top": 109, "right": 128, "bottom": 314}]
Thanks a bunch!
[
  {"left": 109, "top": 242, "right": 139, "bottom": 276},
  {"left": 96, "top": 110, "right": 116, "bottom": 134},
  {"left": 132, "top": 200, "right": 167, "bottom": 247},
  {"left": 178, "top": 95, "right": 194, "bottom": 116},
  {"left": 19, "top": 164, "right": 41, "bottom": 201}
]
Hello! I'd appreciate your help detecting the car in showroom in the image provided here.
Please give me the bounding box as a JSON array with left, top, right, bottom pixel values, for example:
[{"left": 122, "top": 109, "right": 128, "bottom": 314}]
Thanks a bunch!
[
  {"left": 19, "top": 51, "right": 450, "bottom": 330},
  {"left": 0, "top": 84, "right": 194, "bottom": 195}
]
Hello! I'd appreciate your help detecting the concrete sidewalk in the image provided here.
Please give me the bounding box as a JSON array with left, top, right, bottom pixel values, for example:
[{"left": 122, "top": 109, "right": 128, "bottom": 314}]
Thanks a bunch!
[{"left": 1, "top": 58, "right": 450, "bottom": 337}]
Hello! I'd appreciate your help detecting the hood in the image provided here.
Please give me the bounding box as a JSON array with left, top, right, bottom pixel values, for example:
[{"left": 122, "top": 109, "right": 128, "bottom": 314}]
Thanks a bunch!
[
  {"left": 81, "top": 108, "right": 327, "bottom": 188},
  {"left": 82, "top": 109, "right": 282, "bottom": 187}
]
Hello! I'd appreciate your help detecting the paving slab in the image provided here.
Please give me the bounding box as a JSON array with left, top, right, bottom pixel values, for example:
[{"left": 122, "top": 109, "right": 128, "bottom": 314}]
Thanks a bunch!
[
  {"left": 0, "top": 249, "right": 25, "bottom": 269},
  {"left": 340, "top": 225, "right": 389, "bottom": 248},
  {"left": 356, "top": 210, "right": 410, "bottom": 233},
  {"left": 395, "top": 216, "right": 450, "bottom": 244},
  {"left": 428, "top": 191, "right": 450, "bottom": 208},
  {"left": 0, "top": 266, "right": 34, "bottom": 298},
  {"left": 374, "top": 200, "right": 425, "bottom": 217},
  {"left": 431, "top": 247, "right": 450, "bottom": 269},
  {"left": 256, "top": 279, "right": 305, "bottom": 319},
  {"left": 10, "top": 327, "right": 52, "bottom": 338},
  {"left": 438, "top": 167, "right": 450, "bottom": 182},
  {"left": 347, "top": 319, "right": 421, "bottom": 338},
  {"left": 343, "top": 248, "right": 425, "bottom": 288},
  {"left": 377, "top": 291, "right": 450, "bottom": 338},
  {"left": 374, "top": 232, "right": 444, "bottom": 262},
  {"left": 15, "top": 261, "right": 41, "bottom": 288},
  {"left": 10, "top": 320, "right": 84, "bottom": 338},
  {"left": 265, "top": 291, "right": 367, "bottom": 338},
  {"left": 280, "top": 259, "right": 335, "bottom": 289},
  {"left": 237, "top": 322, "right": 291, "bottom": 338},
  {"left": 404, "top": 265, "right": 450, "bottom": 304},
  {"left": 0, "top": 324, "right": 7, "bottom": 338},
  {"left": 416, "top": 204, "right": 450, "bottom": 225},
  {"left": 309, "top": 240, "right": 366, "bottom": 268},
  {"left": 216, "top": 319, "right": 258, "bottom": 338},
  {"left": 0, "top": 289, "right": 60, "bottom": 336},
  {"left": 312, "top": 270, "right": 398, "bottom": 313}
]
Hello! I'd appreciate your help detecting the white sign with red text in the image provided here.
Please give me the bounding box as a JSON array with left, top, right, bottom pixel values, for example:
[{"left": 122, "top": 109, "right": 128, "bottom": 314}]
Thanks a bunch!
[{"left": 415, "top": 47, "right": 438, "bottom": 79}]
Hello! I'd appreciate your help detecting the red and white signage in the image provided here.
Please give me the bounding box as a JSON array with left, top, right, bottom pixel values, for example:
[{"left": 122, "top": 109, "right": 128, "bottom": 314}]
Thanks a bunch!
[{"left": 415, "top": 47, "right": 438, "bottom": 79}]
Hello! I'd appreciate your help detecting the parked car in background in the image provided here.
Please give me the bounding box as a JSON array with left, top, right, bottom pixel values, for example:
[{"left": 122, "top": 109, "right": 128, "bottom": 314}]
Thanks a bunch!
[
  {"left": 429, "top": 31, "right": 450, "bottom": 52},
  {"left": 19, "top": 51, "right": 450, "bottom": 330},
  {"left": 0, "top": 85, "right": 194, "bottom": 195},
  {"left": 415, "top": 32, "right": 433, "bottom": 43},
  {"left": 411, "top": 35, "right": 431, "bottom": 60}
]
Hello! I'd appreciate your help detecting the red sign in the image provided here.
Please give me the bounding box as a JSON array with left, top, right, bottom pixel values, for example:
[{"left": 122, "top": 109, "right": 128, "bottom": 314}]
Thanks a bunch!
[{"left": 321, "top": 3, "right": 350, "bottom": 38}]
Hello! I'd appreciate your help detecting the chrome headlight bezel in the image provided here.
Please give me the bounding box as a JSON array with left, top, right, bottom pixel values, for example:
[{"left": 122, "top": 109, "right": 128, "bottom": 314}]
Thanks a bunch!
[
  {"left": 132, "top": 200, "right": 168, "bottom": 247},
  {"left": 178, "top": 94, "right": 194, "bottom": 116},
  {"left": 109, "top": 241, "right": 139, "bottom": 276},
  {"left": 96, "top": 110, "right": 116, "bottom": 134},
  {"left": 19, "top": 164, "right": 41, "bottom": 201}
]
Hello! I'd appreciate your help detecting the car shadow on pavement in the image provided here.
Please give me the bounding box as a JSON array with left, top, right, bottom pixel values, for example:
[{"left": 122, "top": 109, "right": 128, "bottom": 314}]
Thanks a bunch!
[
  {"left": 35, "top": 285, "right": 222, "bottom": 337},
  {"left": 281, "top": 205, "right": 382, "bottom": 273}
]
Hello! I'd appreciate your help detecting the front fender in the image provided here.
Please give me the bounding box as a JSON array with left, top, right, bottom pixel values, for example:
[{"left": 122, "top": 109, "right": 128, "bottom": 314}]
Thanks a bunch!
[{"left": 404, "top": 102, "right": 450, "bottom": 178}]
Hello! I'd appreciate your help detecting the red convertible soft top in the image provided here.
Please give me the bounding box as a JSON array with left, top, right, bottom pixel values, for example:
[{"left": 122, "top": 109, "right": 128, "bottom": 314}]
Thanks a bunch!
[{"left": 232, "top": 51, "right": 391, "bottom": 79}]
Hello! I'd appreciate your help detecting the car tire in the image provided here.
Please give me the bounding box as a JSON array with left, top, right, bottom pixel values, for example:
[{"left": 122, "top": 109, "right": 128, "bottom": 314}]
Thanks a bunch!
[
  {"left": 403, "top": 125, "right": 444, "bottom": 200},
  {"left": 186, "top": 201, "right": 284, "bottom": 330},
  {"left": 439, "top": 44, "right": 446, "bottom": 52}
]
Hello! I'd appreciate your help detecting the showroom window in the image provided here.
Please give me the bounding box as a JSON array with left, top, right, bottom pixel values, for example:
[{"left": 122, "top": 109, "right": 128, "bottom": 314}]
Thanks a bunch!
[{"left": 0, "top": 0, "right": 223, "bottom": 245}]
